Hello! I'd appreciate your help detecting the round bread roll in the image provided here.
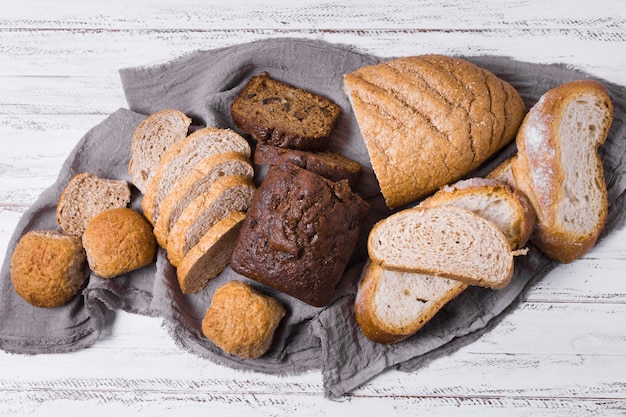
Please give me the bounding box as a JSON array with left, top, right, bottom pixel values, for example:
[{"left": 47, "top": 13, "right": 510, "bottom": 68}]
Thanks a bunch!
[
  {"left": 10, "top": 230, "right": 86, "bottom": 308},
  {"left": 82, "top": 208, "right": 157, "bottom": 278},
  {"left": 202, "top": 280, "right": 286, "bottom": 359}
]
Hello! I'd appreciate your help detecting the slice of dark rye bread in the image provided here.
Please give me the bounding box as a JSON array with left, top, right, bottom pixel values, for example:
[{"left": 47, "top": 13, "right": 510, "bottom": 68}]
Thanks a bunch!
[
  {"left": 56, "top": 172, "right": 131, "bottom": 237},
  {"left": 128, "top": 109, "right": 191, "bottom": 193},
  {"left": 253, "top": 142, "right": 362, "bottom": 188},
  {"left": 231, "top": 72, "right": 341, "bottom": 151},
  {"left": 142, "top": 127, "right": 251, "bottom": 225}
]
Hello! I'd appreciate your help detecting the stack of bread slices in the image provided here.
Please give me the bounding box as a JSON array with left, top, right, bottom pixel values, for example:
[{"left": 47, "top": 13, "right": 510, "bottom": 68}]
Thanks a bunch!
[{"left": 129, "top": 110, "right": 256, "bottom": 294}]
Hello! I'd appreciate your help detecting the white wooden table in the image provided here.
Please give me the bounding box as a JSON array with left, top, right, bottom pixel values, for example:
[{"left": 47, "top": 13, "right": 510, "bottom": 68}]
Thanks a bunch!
[{"left": 1, "top": 1, "right": 625, "bottom": 415}]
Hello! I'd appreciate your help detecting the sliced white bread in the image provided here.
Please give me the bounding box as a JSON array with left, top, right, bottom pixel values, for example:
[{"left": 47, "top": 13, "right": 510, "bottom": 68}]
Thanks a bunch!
[
  {"left": 128, "top": 109, "right": 191, "bottom": 193},
  {"left": 486, "top": 156, "right": 518, "bottom": 189},
  {"left": 511, "top": 80, "right": 613, "bottom": 263},
  {"left": 142, "top": 126, "right": 251, "bottom": 225},
  {"left": 420, "top": 177, "right": 535, "bottom": 250},
  {"left": 176, "top": 211, "right": 246, "bottom": 294},
  {"left": 354, "top": 261, "right": 468, "bottom": 344},
  {"left": 56, "top": 172, "right": 131, "bottom": 237},
  {"left": 368, "top": 205, "right": 514, "bottom": 289},
  {"left": 152, "top": 151, "right": 254, "bottom": 248},
  {"left": 166, "top": 175, "right": 255, "bottom": 267}
]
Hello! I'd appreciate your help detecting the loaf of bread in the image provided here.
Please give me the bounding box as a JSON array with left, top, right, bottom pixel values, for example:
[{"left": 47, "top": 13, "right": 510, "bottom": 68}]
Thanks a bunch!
[
  {"left": 368, "top": 205, "right": 514, "bottom": 289},
  {"left": 355, "top": 261, "right": 467, "bottom": 344},
  {"left": 420, "top": 177, "right": 535, "bottom": 250},
  {"left": 10, "top": 230, "right": 86, "bottom": 308},
  {"left": 512, "top": 80, "right": 613, "bottom": 263},
  {"left": 142, "top": 126, "right": 251, "bottom": 225},
  {"left": 230, "top": 163, "right": 370, "bottom": 307},
  {"left": 177, "top": 211, "right": 246, "bottom": 294},
  {"left": 153, "top": 151, "right": 254, "bottom": 247},
  {"left": 56, "top": 172, "right": 131, "bottom": 237},
  {"left": 166, "top": 174, "right": 255, "bottom": 267},
  {"left": 231, "top": 72, "right": 341, "bottom": 151},
  {"left": 202, "top": 280, "right": 286, "bottom": 359},
  {"left": 82, "top": 208, "right": 157, "bottom": 279},
  {"left": 343, "top": 55, "right": 526, "bottom": 209},
  {"left": 254, "top": 142, "right": 362, "bottom": 188},
  {"left": 128, "top": 109, "right": 191, "bottom": 193}
]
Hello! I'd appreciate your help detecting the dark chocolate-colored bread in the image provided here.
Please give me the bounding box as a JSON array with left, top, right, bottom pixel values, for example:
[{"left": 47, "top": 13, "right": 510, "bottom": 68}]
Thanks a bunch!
[
  {"left": 229, "top": 163, "right": 370, "bottom": 307},
  {"left": 231, "top": 72, "right": 340, "bottom": 151}
]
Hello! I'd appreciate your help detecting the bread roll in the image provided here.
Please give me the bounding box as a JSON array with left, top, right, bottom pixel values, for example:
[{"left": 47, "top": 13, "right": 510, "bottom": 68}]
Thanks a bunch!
[
  {"left": 512, "top": 80, "right": 613, "bottom": 263},
  {"left": 343, "top": 55, "right": 526, "bottom": 208}
]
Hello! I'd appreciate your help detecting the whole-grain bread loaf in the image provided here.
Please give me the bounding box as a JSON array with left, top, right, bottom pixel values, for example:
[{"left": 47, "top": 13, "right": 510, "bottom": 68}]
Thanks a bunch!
[
  {"left": 343, "top": 55, "right": 526, "bottom": 209},
  {"left": 368, "top": 205, "right": 514, "bottom": 289},
  {"left": 176, "top": 211, "right": 246, "bottom": 294},
  {"left": 128, "top": 109, "right": 191, "bottom": 193},
  {"left": 10, "top": 230, "right": 86, "bottom": 308},
  {"left": 229, "top": 163, "right": 370, "bottom": 307},
  {"left": 231, "top": 72, "right": 340, "bottom": 151},
  {"left": 56, "top": 172, "right": 131, "bottom": 237},
  {"left": 153, "top": 151, "right": 254, "bottom": 247},
  {"left": 166, "top": 174, "right": 256, "bottom": 267},
  {"left": 202, "top": 280, "right": 286, "bottom": 360},
  {"left": 254, "top": 142, "right": 362, "bottom": 188},
  {"left": 142, "top": 126, "right": 251, "bottom": 225},
  {"left": 511, "top": 80, "right": 614, "bottom": 263}
]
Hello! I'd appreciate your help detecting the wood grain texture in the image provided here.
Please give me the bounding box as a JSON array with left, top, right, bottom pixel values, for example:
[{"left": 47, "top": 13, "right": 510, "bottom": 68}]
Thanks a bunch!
[{"left": 1, "top": 0, "right": 625, "bottom": 415}]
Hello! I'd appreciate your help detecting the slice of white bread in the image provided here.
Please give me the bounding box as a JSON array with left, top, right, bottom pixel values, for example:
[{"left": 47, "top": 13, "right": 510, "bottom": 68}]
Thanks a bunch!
[
  {"left": 166, "top": 175, "right": 255, "bottom": 267},
  {"left": 176, "top": 211, "right": 246, "bottom": 294},
  {"left": 153, "top": 151, "right": 254, "bottom": 248},
  {"left": 128, "top": 109, "right": 191, "bottom": 193},
  {"left": 354, "top": 261, "right": 468, "bottom": 344},
  {"left": 512, "top": 80, "right": 613, "bottom": 263},
  {"left": 368, "top": 205, "right": 514, "bottom": 289},
  {"left": 419, "top": 177, "right": 535, "bottom": 250},
  {"left": 142, "top": 127, "right": 251, "bottom": 225},
  {"left": 56, "top": 172, "right": 131, "bottom": 237},
  {"left": 487, "top": 156, "right": 518, "bottom": 189}
]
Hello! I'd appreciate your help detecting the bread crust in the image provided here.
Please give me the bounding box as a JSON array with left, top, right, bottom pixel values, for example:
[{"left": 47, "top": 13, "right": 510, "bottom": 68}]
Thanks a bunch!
[
  {"left": 343, "top": 54, "right": 526, "bottom": 209},
  {"left": 512, "top": 80, "right": 613, "bottom": 263}
]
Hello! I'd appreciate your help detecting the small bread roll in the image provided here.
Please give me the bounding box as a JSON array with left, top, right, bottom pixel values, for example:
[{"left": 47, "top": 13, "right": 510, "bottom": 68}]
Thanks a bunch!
[
  {"left": 10, "top": 230, "right": 86, "bottom": 308},
  {"left": 82, "top": 208, "right": 156, "bottom": 278},
  {"left": 202, "top": 281, "right": 286, "bottom": 359}
]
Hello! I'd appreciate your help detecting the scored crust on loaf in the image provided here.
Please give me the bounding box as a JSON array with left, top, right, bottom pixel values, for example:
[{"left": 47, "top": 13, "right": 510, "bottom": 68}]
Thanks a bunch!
[
  {"left": 56, "top": 172, "right": 131, "bottom": 237},
  {"left": 512, "top": 80, "right": 614, "bottom": 263},
  {"left": 176, "top": 211, "right": 246, "bottom": 294},
  {"left": 153, "top": 151, "right": 254, "bottom": 247},
  {"left": 128, "top": 109, "right": 191, "bottom": 193},
  {"left": 254, "top": 142, "right": 362, "bottom": 188},
  {"left": 142, "top": 126, "right": 251, "bottom": 225},
  {"left": 354, "top": 261, "right": 468, "bottom": 344},
  {"left": 231, "top": 72, "right": 341, "bottom": 151},
  {"left": 368, "top": 205, "right": 514, "bottom": 289},
  {"left": 420, "top": 177, "right": 535, "bottom": 250},
  {"left": 166, "top": 174, "right": 256, "bottom": 267},
  {"left": 343, "top": 54, "right": 526, "bottom": 209}
]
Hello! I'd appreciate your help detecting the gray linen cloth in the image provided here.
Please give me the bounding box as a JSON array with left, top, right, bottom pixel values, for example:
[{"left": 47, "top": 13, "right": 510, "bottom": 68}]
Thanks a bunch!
[{"left": 1, "top": 38, "right": 625, "bottom": 399}]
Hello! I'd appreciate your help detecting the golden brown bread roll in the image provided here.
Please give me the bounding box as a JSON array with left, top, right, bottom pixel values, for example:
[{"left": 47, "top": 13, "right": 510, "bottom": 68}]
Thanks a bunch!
[
  {"left": 343, "top": 54, "right": 526, "bottom": 209},
  {"left": 82, "top": 208, "right": 157, "bottom": 278},
  {"left": 10, "top": 230, "right": 86, "bottom": 308},
  {"left": 202, "top": 280, "right": 286, "bottom": 359}
]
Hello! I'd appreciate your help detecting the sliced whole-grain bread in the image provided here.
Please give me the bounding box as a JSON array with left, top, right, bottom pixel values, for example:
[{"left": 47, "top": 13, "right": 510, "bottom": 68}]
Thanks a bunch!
[
  {"left": 368, "top": 205, "right": 514, "bottom": 289},
  {"left": 142, "top": 126, "right": 251, "bottom": 225},
  {"left": 128, "top": 109, "right": 191, "bottom": 193},
  {"left": 153, "top": 151, "right": 254, "bottom": 247},
  {"left": 166, "top": 174, "right": 255, "bottom": 267},
  {"left": 511, "top": 80, "right": 613, "bottom": 263},
  {"left": 419, "top": 177, "right": 535, "bottom": 250},
  {"left": 56, "top": 172, "right": 131, "bottom": 237},
  {"left": 354, "top": 261, "right": 468, "bottom": 344},
  {"left": 253, "top": 142, "right": 362, "bottom": 188},
  {"left": 176, "top": 211, "right": 246, "bottom": 294}
]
